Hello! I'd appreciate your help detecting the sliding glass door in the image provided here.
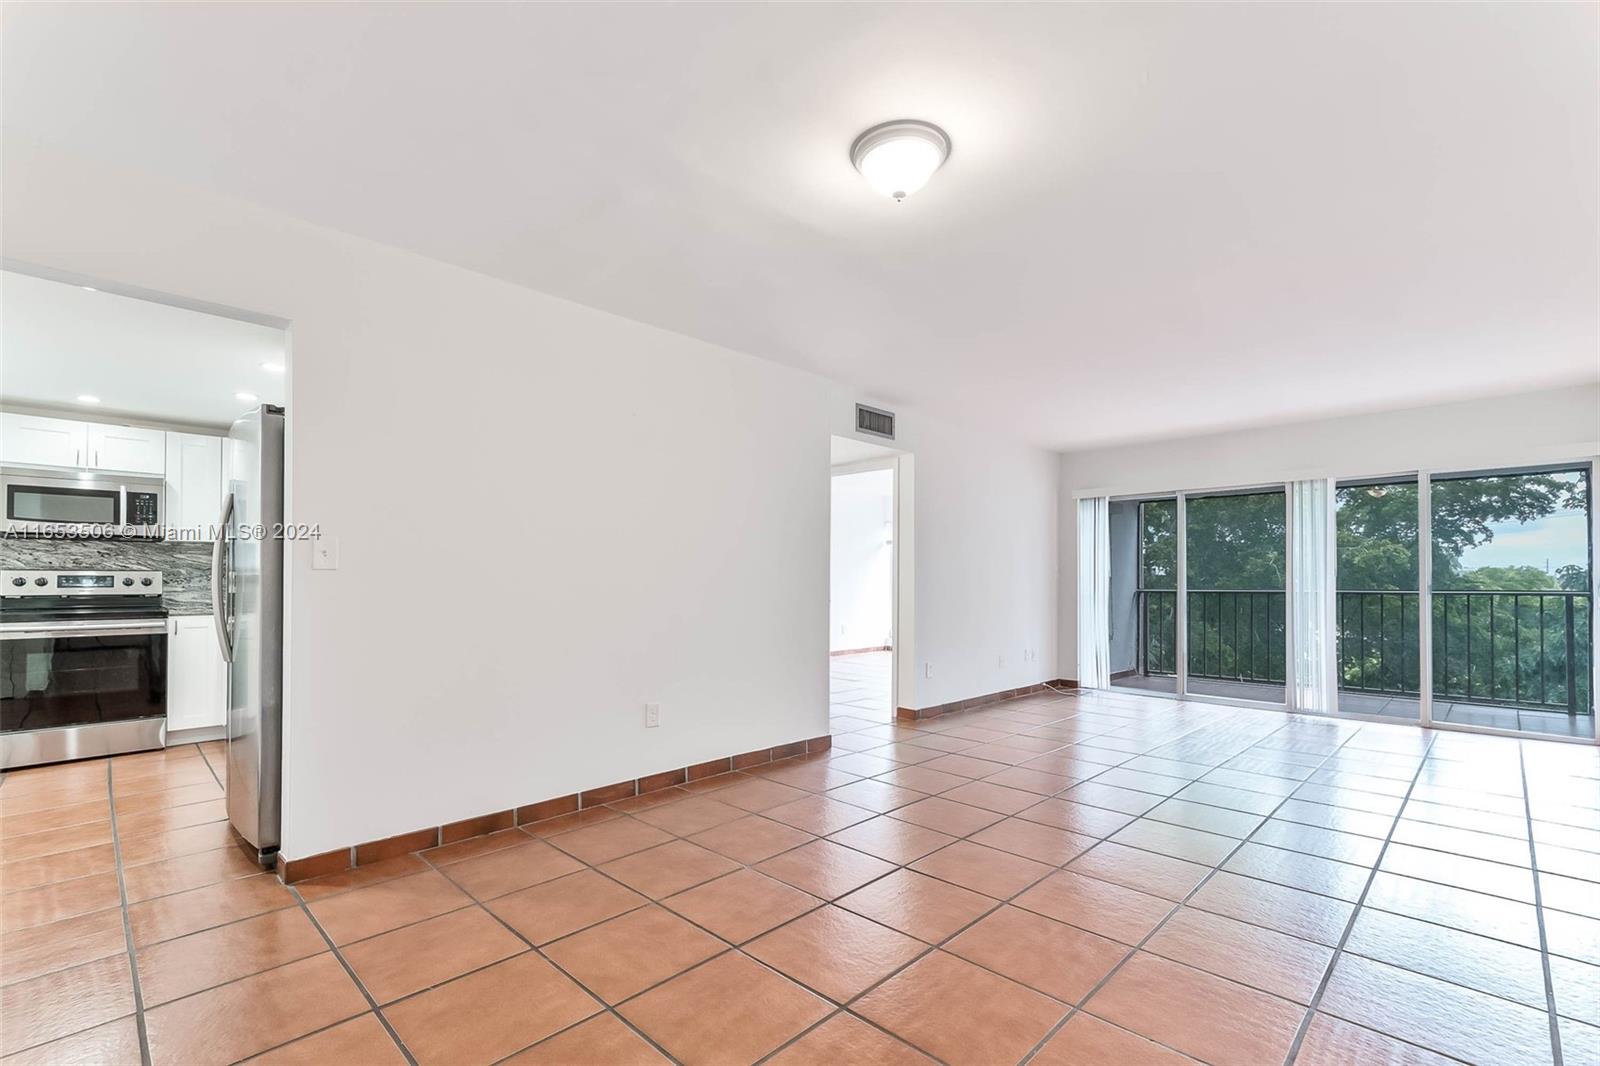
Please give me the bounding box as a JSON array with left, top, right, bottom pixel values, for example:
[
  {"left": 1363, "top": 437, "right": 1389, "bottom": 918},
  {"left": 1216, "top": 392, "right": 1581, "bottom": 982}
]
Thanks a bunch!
[
  {"left": 1334, "top": 478, "right": 1423, "bottom": 722},
  {"left": 1184, "top": 489, "right": 1287, "bottom": 704},
  {"left": 1091, "top": 460, "right": 1594, "bottom": 740},
  {"left": 1109, "top": 497, "right": 1177, "bottom": 695},
  {"left": 1428, "top": 466, "right": 1593, "bottom": 739}
]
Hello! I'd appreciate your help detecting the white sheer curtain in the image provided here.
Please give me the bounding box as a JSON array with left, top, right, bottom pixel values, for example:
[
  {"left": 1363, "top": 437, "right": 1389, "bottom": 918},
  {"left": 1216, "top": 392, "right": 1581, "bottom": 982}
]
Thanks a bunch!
[
  {"left": 1077, "top": 497, "right": 1111, "bottom": 689},
  {"left": 1290, "top": 479, "right": 1337, "bottom": 712}
]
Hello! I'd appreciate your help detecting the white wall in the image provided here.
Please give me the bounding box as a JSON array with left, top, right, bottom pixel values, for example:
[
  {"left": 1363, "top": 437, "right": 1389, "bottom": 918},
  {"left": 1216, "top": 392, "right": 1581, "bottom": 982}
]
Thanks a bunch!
[
  {"left": 5, "top": 138, "right": 1061, "bottom": 858},
  {"left": 829, "top": 391, "right": 1061, "bottom": 708},
  {"left": 3, "top": 140, "right": 834, "bottom": 858},
  {"left": 1058, "top": 386, "right": 1600, "bottom": 678},
  {"left": 830, "top": 468, "right": 894, "bottom": 652}
]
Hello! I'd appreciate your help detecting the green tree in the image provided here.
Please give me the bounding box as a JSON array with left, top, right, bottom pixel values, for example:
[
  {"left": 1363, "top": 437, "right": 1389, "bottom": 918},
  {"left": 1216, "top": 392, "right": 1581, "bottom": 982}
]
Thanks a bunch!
[
  {"left": 1557, "top": 564, "right": 1590, "bottom": 592},
  {"left": 1429, "top": 473, "right": 1589, "bottom": 589},
  {"left": 1185, "top": 492, "right": 1285, "bottom": 590},
  {"left": 1140, "top": 500, "right": 1176, "bottom": 589},
  {"left": 1336, "top": 484, "right": 1419, "bottom": 590}
]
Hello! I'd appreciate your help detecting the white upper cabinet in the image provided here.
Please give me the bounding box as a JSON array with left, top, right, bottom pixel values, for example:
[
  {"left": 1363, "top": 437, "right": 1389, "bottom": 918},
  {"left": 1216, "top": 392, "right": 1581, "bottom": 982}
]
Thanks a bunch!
[
  {"left": 165, "top": 431, "right": 225, "bottom": 537},
  {"left": 87, "top": 422, "right": 166, "bottom": 475},
  {"left": 1, "top": 413, "right": 89, "bottom": 468},
  {"left": 1, "top": 412, "right": 168, "bottom": 475}
]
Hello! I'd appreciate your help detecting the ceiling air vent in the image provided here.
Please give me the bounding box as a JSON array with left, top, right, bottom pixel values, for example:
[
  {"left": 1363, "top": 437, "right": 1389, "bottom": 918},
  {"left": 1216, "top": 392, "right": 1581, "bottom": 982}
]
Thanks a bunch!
[{"left": 856, "top": 403, "right": 895, "bottom": 440}]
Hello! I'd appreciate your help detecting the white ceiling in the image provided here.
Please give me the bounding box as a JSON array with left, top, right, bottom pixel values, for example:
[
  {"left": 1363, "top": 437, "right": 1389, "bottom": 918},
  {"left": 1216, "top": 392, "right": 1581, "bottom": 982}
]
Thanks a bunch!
[
  {"left": 0, "top": 271, "right": 286, "bottom": 428},
  {"left": 3, "top": 4, "right": 1595, "bottom": 450}
]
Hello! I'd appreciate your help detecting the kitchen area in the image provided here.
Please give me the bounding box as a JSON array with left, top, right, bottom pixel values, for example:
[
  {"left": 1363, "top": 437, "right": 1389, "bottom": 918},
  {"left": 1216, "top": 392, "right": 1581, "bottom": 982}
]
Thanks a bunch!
[{"left": 1, "top": 269, "right": 288, "bottom": 862}]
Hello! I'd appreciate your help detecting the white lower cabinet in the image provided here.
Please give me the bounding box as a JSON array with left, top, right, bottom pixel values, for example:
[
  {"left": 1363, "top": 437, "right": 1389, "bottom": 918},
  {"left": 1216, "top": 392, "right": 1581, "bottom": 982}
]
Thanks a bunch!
[{"left": 167, "top": 615, "right": 227, "bottom": 733}]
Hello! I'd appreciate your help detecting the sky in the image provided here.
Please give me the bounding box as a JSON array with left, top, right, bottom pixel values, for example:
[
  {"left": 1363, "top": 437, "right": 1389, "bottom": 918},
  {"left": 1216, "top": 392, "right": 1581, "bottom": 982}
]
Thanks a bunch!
[{"left": 1457, "top": 510, "right": 1590, "bottom": 573}]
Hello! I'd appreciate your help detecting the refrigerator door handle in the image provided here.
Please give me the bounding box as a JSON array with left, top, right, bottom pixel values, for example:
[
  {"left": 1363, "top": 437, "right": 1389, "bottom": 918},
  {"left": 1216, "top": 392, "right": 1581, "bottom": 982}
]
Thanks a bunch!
[{"left": 212, "top": 491, "right": 235, "bottom": 663}]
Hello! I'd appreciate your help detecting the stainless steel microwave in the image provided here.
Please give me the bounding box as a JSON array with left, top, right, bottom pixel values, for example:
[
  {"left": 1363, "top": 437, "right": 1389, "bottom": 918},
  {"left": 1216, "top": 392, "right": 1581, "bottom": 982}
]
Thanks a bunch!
[{"left": 1, "top": 467, "right": 165, "bottom": 537}]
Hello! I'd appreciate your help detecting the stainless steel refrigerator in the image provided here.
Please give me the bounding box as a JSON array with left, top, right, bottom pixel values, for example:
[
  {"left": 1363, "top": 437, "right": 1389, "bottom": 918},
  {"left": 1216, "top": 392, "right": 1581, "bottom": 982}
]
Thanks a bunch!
[{"left": 213, "top": 404, "right": 285, "bottom": 865}]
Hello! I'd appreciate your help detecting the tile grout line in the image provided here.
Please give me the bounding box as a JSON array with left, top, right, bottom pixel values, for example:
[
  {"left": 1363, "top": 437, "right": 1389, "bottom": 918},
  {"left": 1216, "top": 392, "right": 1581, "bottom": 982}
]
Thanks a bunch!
[
  {"left": 146, "top": 724, "right": 1531, "bottom": 1061},
  {"left": 12, "top": 754, "right": 302, "bottom": 1061},
  {"left": 15, "top": 713, "right": 1472, "bottom": 1037},
  {"left": 104, "top": 759, "right": 154, "bottom": 1066},
  {"left": 1519, "top": 744, "right": 1565, "bottom": 1066},
  {"left": 195, "top": 741, "right": 225, "bottom": 792},
  {"left": 1278, "top": 727, "right": 1439, "bottom": 1066},
  {"left": 187, "top": 726, "right": 1587, "bottom": 1049},
  {"left": 1016, "top": 715, "right": 1482, "bottom": 1064},
  {"left": 762, "top": 713, "right": 1248, "bottom": 1062},
  {"left": 1012, "top": 717, "right": 1351, "bottom": 1065},
  {"left": 1046, "top": 731, "right": 1600, "bottom": 992},
  {"left": 415, "top": 847, "right": 685, "bottom": 1065},
  {"left": 755, "top": 711, "right": 1251, "bottom": 1065},
  {"left": 426, "top": 707, "right": 1212, "bottom": 1066},
  {"left": 10, "top": 700, "right": 1582, "bottom": 1066},
  {"left": 287, "top": 885, "right": 422, "bottom": 1066},
  {"left": 87, "top": 699, "right": 1571, "bottom": 1065}
]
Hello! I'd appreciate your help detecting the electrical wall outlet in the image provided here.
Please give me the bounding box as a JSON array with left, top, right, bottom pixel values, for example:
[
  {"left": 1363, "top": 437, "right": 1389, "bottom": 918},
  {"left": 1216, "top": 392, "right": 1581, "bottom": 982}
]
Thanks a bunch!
[
  {"left": 998, "top": 654, "right": 1006, "bottom": 668},
  {"left": 645, "top": 703, "right": 660, "bottom": 728},
  {"left": 924, "top": 662, "right": 933, "bottom": 679}
]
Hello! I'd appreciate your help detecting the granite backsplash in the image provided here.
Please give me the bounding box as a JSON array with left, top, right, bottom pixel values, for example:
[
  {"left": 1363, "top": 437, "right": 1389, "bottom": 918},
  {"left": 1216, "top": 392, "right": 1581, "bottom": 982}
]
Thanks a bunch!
[{"left": 0, "top": 537, "right": 214, "bottom": 615}]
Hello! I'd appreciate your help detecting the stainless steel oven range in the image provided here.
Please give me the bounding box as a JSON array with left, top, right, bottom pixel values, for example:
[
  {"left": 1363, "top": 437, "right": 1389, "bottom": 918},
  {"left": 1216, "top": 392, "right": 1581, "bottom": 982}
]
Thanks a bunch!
[{"left": 1, "top": 569, "right": 168, "bottom": 769}]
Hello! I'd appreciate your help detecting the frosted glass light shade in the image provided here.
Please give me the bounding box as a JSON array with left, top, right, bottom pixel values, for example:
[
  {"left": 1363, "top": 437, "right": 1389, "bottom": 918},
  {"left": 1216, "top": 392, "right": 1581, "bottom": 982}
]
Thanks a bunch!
[{"left": 850, "top": 120, "right": 951, "bottom": 202}]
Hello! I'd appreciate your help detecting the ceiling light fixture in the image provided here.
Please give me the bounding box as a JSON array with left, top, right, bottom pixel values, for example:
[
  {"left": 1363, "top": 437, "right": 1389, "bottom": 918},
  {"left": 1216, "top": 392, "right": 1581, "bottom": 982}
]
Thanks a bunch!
[
  {"left": 260, "top": 362, "right": 285, "bottom": 374},
  {"left": 76, "top": 394, "right": 101, "bottom": 404},
  {"left": 236, "top": 391, "right": 259, "bottom": 403},
  {"left": 80, "top": 286, "right": 97, "bottom": 293},
  {"left": 850, "top": 119, "right": 951, "bottom": 202}
]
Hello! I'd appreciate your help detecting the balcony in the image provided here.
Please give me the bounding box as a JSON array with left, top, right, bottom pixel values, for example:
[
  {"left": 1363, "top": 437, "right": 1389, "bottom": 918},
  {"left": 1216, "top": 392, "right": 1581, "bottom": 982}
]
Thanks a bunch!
[{"left": 1120, "top": 588, "right": 1594, "bottom": 737}]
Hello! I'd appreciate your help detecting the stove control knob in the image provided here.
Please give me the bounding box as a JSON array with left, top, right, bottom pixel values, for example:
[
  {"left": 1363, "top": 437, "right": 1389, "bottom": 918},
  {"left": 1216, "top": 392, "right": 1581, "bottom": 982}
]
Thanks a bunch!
[
  {"left": 34, "top": 577, "right": 47, "bottom": 586},
  {"left": 122, "top": 577, "right": 135, "bottom": 586},
  {"left": 141, "top": 577, "right": 153, "bottom": 586},
  {"left": 10, "top": 577, "right": 24, "bottom": 587}
]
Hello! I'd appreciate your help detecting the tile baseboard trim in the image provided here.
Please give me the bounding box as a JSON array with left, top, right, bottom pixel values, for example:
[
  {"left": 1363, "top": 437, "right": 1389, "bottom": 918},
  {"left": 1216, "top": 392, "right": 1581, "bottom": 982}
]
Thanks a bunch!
[
  {"left": 828, "top": 645, "right": 892, "bottom": 657},
  {"left": 896, "top": 679, "right": 1077, "bottom": 722},
  {"left": 276, "top": 731, "right": 835, "bottom": 883}
]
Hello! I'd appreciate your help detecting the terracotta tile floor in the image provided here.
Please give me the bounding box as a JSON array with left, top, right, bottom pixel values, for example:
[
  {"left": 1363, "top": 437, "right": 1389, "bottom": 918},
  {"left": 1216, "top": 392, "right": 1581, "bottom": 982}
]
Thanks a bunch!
[{"left": 4, "top": 692, "right": 1599, "bottom": 1065}]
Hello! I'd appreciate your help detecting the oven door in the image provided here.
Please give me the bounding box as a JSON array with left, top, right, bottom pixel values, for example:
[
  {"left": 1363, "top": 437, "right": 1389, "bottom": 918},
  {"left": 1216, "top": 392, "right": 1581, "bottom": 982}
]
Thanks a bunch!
[{"left": 0, "top": 620, "right": 168, "bottom": 768}]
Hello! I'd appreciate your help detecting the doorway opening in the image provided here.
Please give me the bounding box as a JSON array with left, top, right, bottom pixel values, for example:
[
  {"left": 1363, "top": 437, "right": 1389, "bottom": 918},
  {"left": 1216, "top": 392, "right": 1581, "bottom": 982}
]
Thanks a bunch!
[
  {"left": 0, "top": 265, "right": 292, "bottom": 857},
  {"left": 830, "top": 436, "right": 900, "bottom": 724}
]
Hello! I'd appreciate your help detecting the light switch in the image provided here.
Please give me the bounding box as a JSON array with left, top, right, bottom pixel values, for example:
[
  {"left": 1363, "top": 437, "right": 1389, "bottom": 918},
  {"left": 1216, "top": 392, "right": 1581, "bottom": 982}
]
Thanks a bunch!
[{"left": 312, "top": 536, "right": 339, "bottom": 570}]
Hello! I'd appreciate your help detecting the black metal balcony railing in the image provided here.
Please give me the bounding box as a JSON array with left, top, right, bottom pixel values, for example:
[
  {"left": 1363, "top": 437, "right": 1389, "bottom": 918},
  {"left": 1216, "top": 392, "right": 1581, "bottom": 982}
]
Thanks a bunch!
[
  {"left": 1138, "top": 589, "right": 1285, "bottom": 684},
  {"left": 1136, "top": 588, "right": 1593, "bottom": 715}
]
